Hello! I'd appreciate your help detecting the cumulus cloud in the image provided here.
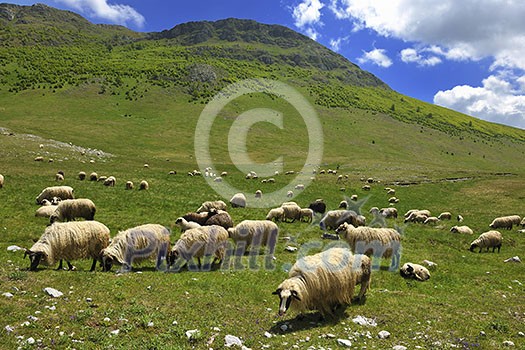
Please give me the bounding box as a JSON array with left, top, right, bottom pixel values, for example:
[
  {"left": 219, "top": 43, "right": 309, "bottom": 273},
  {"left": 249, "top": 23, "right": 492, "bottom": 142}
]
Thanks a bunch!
[
  {"left": 292, "top": 0, "right": 324, "bottom": 28},
  {"left": 357, "top": 48, "right": 392, "bottom": 68},
  {"left": 434, "top": 75, "right": 525, "bottom": 129},
  {"left": 400, "top": 48, "right": 441, "bottom": 67},
  {"left": 54, "top": 0, "right": 145, "bottom": 28}
]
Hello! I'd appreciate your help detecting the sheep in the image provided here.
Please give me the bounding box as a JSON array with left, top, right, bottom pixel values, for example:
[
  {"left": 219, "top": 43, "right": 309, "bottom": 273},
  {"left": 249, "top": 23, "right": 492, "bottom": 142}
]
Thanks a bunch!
[
  {"left": 228, "top": 220, "right": 279, "bottom": 253},
  {"left": 25, "top": 221, "right": 110, "bottom": 271},
  {"left": 103, "top": 176, "right": 116, "bottom": 187},
  {"left": 50, "top": 197, "right": 62, "bottom": 205},
  {"left": 386, "top": 188, "right": 396, "bottom": 195},
  {"left": 197, "top": 200, "right": 227, "bottom": 213},
  {"left": 423, "top": 216, "right": 440, "bottom": 225},
  {"left": 388, "top": 196, "right": 399, "bottom": 204},
  {"left": 35, "top": 205, "right": 58, "bottom": 218},
  {"left": 101, "top": 224, "right": 171, "bottom": 272},
  {"left": 300, "top": 208, "right": 314, "bottom": 223},
  {"left": 55, "top": 173, "right": 64, "bottom": 182},
  {"left": 308, "top": 199, "right": 326, "bottom": 214},
  {"left": 404, "top": 210, "right": 431, "bottom": 223},
  {"left": 335, "top": 222, "right": 401, "bottom": 270},
  {"left": 469, "top": 230, "right": 502, "bottom": 253},
  {"left": 0, "top": 174, "right": 3, "bottom": 188},
  {"left": 139, "top": 180, "right": 149, "bottom": 190},
  {"left": 125, "top": 181, "right": 134, "bottom": 190},
  {"left": 266, "top": 207, "right": 284, "bottom": 222},
  {"left": 204, "top": 210, "right": 234, "bottom": 229},
  {"left": 182, "top": 211, "right": 218, "bottom": 226},
  {"left": 78, "top": 171, "right": 86, "bottom": 181},
  {"left": 520, "top": 217, "right": 525, "bottom": 228},
  {"left": 174, "top": 217, "right": 201, "bottom": 232},
  {"left": 457, "top": 214, "right": 464, "bottom": 222},
  {"left": 294, "top": 184, "right": 305, "bottom": 190},
  {"left": 404, "top": 209, "right": 430, "bottom": 218},
  {"left": 350, "top": 194, "right": 358, "bottom": 201},
  {"left": 281, "top": 202, "right": 302, "bottom": 222},
  {"left": 437, "top": 212, "right": 452, "bottom": 220},
  {"left": 255, "top": 190, "right": 262, "bottom": 198},
  {"left": 49, "top": 198, "right": 96, "bottom": 224},
  {"left": 98, "top": 175, "right": 108, "bottom": 182},
  {"left": 34, "top": 156, "right": 44, "bottom": 162},
  {"left": 89, "top": 172, "right": 98, "bottom": 181},
  {"left": 338, "top": 200, "right": 348, "bottom": 209},
  {"left": 221, "top": 171, "right": 228, "bottom": 177},
  {"left": 168, "top": 225, "right": 229, "bottom": 270},
  {"left": 450, "top": 225, "right": 474, "bottom": 235},
  {"left": 35, "top": 186, "right": 74, "bottom": 205},
  {"left": 370, "top": 207, "right": 398, "bottom": 219},
  {"left": 489, "top": 215, "right": 521, "bottom": 230},
  {"left": 362, "top": 185, "right": 371, "bottom": 191},
  {"left": 230, "top": 193, "right": 247, "bottom": 208},
  {"left": 273, "top": 247, "right": 371, "bottom": 318},
  {"left": 319, "top": 210, "right": 364, "bottom": 231},
  {"left": 400, "top": 263, "right": 430, "bottom": 281},
  {"left": 286, "top": 190, "right": 294, "bottom": 198}
]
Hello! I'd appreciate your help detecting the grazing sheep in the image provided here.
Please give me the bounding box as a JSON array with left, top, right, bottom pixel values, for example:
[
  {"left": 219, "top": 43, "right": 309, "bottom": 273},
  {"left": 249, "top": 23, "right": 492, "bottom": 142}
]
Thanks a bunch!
[
  {"left": 230, "top": 193, "right": 247, "bottom": 208},
  {"left": 386, "top": 188, "right": 396, "bottom": 195},
  {"left": 35, "top": 186, "right": 74, "bottom": 205},
  {"left": 169, "top": 170, "right": 177, "bottom": 175},
  {"left": 350, "top": 194, "right": 358, "bottom": 201},
  {"left": 423, "top": 216, "right": 440, "bottom": 225},
  {"left": 49, "top": 198, "right": 96, "bottom": 224},
  {"left": 168, "top": 225, "right": 229, "bottom": 269},
  {"left": 98, "top": 175, "right": 108, "bottom": 183},
  {"left": 78, "top": 171, "right": 86, "bottom": 181},
  {"left": 338, "top": 200, "right": 348, "bottom": 209},
  {"left": 35, "top": 205, "right": 58, "bottom": 218},
  {"left": 388, "top": 196, "right": 399, "bottom": 204},
  {"left": 308, "top": 199, "right": 326, "bottom": 214},
  {"left": 89, "top": 172, "right": 98, "bottom": 181},
  {"left": 228, "top": 220, "right": 279, "bottom": 253},
  {"left": 204, "top": 210, "right": 234, "bottom": 229},
  {"left": 266, "top": 207, "right": 285, "bottom": 222},
  {"left": 457, "top": 214, "right": 464, "bottom": 222},
  {"left": 362, "top": 185, "right": 371, "bottom": 191},
  {"left": 404, "top": 210, "right": 431, "bottom": 223},
  {"left": 101, "top": 224, "right": 171, "bottom": 272},
  {"left": 0, "top": 174, "right": 3, "bottom": 188},
  {"left": 294, "top": 184, "right": 305, "bottom": 190},
  {"left": 103, "top": 176, "right": 116, "bottom": 187},
  {"left": 286, "top": 190, "right": 294, "bottom": 198},
  {"left": 319, "top": 210, "right": 364, "bottom": 231},
  {"left": 139, "top": 180, "right": 149, "bottom": 190},
  {"left": 300, "top": 208, "right": 314, "bottom": 223},
  {"left": 520, "top": 217, "right": 525, "bottom": 228},
  {"left": 469, "top": 230, "right": 502, "bottom": 253},
  {"left": 437, "top": 212, "right": 452, "bottom": 220},
  {"left": 489, "top": 215, "right": 521, "bottom": 230},
  {"left": 55, "top": 173, "right": 64, "bottom": 182},
  {"left": 370, "top": 207, "right": 398, "bottom": 219},
  {"left": 197, "top": 200, "right": 227, "bottom": 213},
  {"left": 125, "top": 181, "right": 134, "bottom": 190},
  {"left": 174, "top": 217, "right": 201, "bottom": 232},
  {"left": 450, "top": 225, "right": 474, "bottom": 235},
  {"left": 34, "top": 156, "right": 44, "bottom": 162},
  {"left": 273, "top": 247, "right": 371, "bottom": 317},
  {"left": 221, "top": 171, "right": 228, "bottom": 177},
  {"left": 281, "top": 202, "right": 302, "bottom": 222},
  {"left": 255, "top": 190, "right": 262, "bottom": 198},
  {"left": 182, "top": 211, "right": 218, "bottom": 226},
  {"left": 400, "top": 263, "right": 430, "bottom": 281},
  {"left": 336, "top": 222, "right": 401, "bottom": 270},
  {"left": 25, "top": 221, "right": 110, "bottom": 271}
]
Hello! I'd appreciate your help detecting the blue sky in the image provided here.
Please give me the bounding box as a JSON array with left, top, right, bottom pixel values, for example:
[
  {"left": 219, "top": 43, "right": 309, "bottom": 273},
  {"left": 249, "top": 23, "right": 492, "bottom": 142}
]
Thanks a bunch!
[{"left": 8, "top": 0, "right": 525, "bottom": 129}]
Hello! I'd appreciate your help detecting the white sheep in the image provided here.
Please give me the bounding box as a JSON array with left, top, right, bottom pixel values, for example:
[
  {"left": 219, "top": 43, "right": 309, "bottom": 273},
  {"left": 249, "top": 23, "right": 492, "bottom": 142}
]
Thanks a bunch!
[
  {"left": 35, "top": 186, "right": 74, "bottom": 205},
  {"left": 350, "top": 194, "right": 358, "bottom": 201},
  {"left": 273, "top": 247, "right": 371, "bottom": 317},
  {"left": 369, "top": 207, "right": 398, "bottom": 219},
  {"left": 139, "top": 180, "right": 149, "bottom": 190},
  {"left": 388, "top": 196, "right": 399, "bottom": 203},
  {"left": 230, "top": 193, "right": 247, "bottom": 208},
  {"left": 404, "top": 210, "right": 431, "bottom": 223},
  {"left": 55, "top": 173, "right": 64, "bottom": 182},
  {"left": 125, "top": 181, "right": 134, "bottom": 190},
  {"left": 423, "top": 216, "right": 440, "bottom": 225},
  {"left": 0, "top": 174, "right": 4, "bottom": 188},
  {"left": 78, "top": 171, "right": 86, "bottom": 181},
  {"left": 469, "top": 230, "right": 502, "bottom": 253},
  {"left": 168, "top": 225, "right": 229, "bottom": 269},
  {"left": 266, "top": 207, "right": 285, "bottom": 222},
  {"left": 25, "top": 221, "right": 110, "bottom": 271},
  {"left": 319, "top": 210, "right": 364, "bottom": 231},
  {"left": 489, "top": 215, "right": 521, "bottom": 230},
  {"left": 437, "top": 212, "right": 452, "bottom": 220},
  {"left": 286, "top": 190, "right": 294, "bottom": 198},
  {"left": 294, "top": 184, "right": 305, "bottom": 190},
  {"left": 35, "top": 205, "right": 58, "bottom": 218},
  {"left": 228, "top": 220, "right": 279, "bottom": 253},
  {"left": 336, "top": 222, "right": 401, "bottom": 270},
  {"left": 300, "top": 208, "right": 314, "bottom": 223},
  {"left": 174, "top": 217, "right": 201, "bottom": 232},
  {"left": 197, "top": 200, "right": 227, "bottom": 213},
  {"left": 89, "top": 172, "right": 98, "bottom": 181},
  {"left": 281, "top": 202, "right": 302, "bottom": 222},
  {"left": 103, "top": 176, "right": 116, "bottom": 187},
  {"left": 457, "top": 214, "right": 464, "bottom": 222},
  {"left": 338, "top": 200, "right": 348, "bottom": 209},
  {"left": 255, "top": 190, "right": 262, "bottom": 198},
  {"left": 400, "top": 263, "right": 430, "bottom": 281},
  {"left": 49, "top": 198, "right": 96, "bottom": 224},
  {"left": 450, "top": 225, "right": 474, "bottom": 235},
  {"left": 101, "top": 224, "right": 171, "bottom": 272}
]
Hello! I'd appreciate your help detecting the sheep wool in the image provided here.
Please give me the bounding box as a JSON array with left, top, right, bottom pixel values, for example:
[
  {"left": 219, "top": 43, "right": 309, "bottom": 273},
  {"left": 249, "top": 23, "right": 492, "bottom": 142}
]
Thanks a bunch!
[
  {"left": 228, "top": 220, "right": 279, "bottom": 252},
  {"left": 489, "top": 215, "right": 521, "bottom": 230},
  {"left": 281, "top": 202, "right": 302, "bottom": 222},
  {"left": 266, "top": 207, "right": 285, "bottom": 222},
  {"left": 400, "top": 263, "right": 430, "bottom": 281},
  {"left": 320, "top": 210, "right": 363, "bottom": 231},
  {"left": 469, "top": 230, "right": 502, "bottom": 253},
  {"left": 168, "top": 225, "right": 229, "bottom": 269},
  {"left": 204, "top": 210, "right": 234, "bottom": 229},
  {"left": 139, "top": 180, "right": 149, "bottom": 190},
  {"left": 182, "top": 211, "right": 218, "bottom": 226},
  {"left": 230, "top": 193, "right": 247, "bottom": 208},
  {"left": 197, "top": 200, "right": 227, "bottom": 213},
  {"left": 35, "top": 186, "right": 74, "bottom": 205},
  {"left": 49, "top": 198, "right": 96, "bottom": 224},
  {"left": 89, "top": 172, "right": 98, "bottom": 181},
  {"left": 103, "top": 176, "right": 116, "bottom": 187},
  {"left": 25, "top": 221, "right": 110, "bottom": 271},
  {"left": 308, "top": 199, "right": 326, "bottom": 214},
  {"left": 101, "top": 224, "right": 171, "bottom": 272},
  {"left": 336, "top": 222, "right": 401, "bottom": 270},
  {"left": 175, "top": 217, "right": 201, "bottom": 232},
  {"left": 437, "top": 212, "right": 452, "bottom": 220},
  {"left": 35, "top": 205, "right": 58, "bottom": 218},
  {"left": 78, "top": 171, "right": 86, "bottom": 181},
  {"left": 450, "top": 225, "right": 474, "bottom": 235},
  {"left": 0, "top": 174, "right": 4, "bottom": 188},
  {"left": 273, "top": 247, "right": 371, "bottom": 317},
  {"left": 299, "top": 208, "right": 314, "bottom": 223},
  {"left": 125, "top": 181, "right": 134, "bottom": 190}
]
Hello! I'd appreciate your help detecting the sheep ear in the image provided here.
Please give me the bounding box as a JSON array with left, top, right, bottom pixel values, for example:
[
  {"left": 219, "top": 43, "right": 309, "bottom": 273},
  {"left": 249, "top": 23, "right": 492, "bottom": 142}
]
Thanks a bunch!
[
  {"left": 291, "top": 290, "right": 301, "bottom": 301},
  {"left": 272, "top": 288, "right": 281, "bottom": 295}
]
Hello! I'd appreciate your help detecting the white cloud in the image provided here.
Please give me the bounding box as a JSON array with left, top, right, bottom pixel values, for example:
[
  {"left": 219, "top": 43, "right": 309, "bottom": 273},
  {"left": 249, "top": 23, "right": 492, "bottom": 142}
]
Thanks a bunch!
[
  {"left": 292, "top": 0, "right": 324, "bottom": 28},
  {"left": 357, "top": 48, "right": 392, "bottom": 68},
  {"left": 434, "top": 75, "right": 525, "bottom": 129},
  {"left": 54, "top": 0, "right": 145, "bottom": 28},
  {"left": 304, "top": 27, "right": 320, "bottom": 41},
  {"left": 400, "top": 48, "right": 441, "bottom": 67},
  {"left": 329, "top": 36, "right": 349, "bottom": 52}
]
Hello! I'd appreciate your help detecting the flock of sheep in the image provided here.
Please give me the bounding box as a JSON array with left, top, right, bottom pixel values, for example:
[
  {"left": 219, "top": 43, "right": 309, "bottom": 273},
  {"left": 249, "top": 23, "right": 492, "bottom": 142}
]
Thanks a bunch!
[{"left": 5, "top": 168, "right": 524, "bottom": 319}]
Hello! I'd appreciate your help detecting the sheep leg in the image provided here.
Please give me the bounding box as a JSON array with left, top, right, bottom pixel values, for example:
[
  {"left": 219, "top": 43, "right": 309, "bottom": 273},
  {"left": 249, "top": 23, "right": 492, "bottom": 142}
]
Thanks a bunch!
[
  {"left": 66, "top": 261, "right": 76, "bottom": 271},
  {"left": 89, "top": 259, "right": 97, "bottom": 272},
  {"left": 56, "top": 259, "right": 64, "bottom": 270}
]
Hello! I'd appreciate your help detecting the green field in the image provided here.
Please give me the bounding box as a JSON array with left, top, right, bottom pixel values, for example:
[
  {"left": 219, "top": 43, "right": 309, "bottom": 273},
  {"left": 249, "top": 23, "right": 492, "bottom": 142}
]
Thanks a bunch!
[{"left": 1, "top": 4, "right": 525, "bottom": 349}]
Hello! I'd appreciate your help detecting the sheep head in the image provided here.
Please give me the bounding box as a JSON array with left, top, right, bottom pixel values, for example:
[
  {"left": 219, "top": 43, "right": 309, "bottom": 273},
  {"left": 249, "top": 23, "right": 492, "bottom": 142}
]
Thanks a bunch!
[
  {"left": 272, "top": 287, "right": 301, "bottom": 316},
  {"left": 25, "top": 249, "right": 45, "bottom": 271},
  {"left": 101, "top": 252, "right": 114, "bottom": 272},
  {"left": 469, "top": 243, "right": 478, "bottom": 252}
]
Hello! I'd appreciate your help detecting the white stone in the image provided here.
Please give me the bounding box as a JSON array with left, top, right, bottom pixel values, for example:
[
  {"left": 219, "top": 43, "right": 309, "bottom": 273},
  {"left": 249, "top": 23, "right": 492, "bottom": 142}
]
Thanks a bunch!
[
  {"left": 5, "top": 325, "right": 14, "bottom": 333},
  {"left": 2, "top": 292, "right": 14, "bottom": 298},
  {"left": 225, "top": 334, "right": 243, "bottom": 347},
  {"left": 186, "top": 329, "right": 200, "bottom": 340},
  {"left": 103, "top": 317, "right": 111, "bottom": 322},
  {"left": 503, "top": 340, "right": 515, "bottom": 347},
  {"left": 280, "top": 324, "right": 288, "bottom": 332},
  {"left": 43, "top": 287, "right": 63, "bottom": 298},
  {"left": 504, "top": 256, "right": 521, "bottom": 263},
  {"left": 7, "top": 245, "right": 23, "bottom": 252},
  {"left": 110, "top": 329, "right": 120, "bottom": 336},
  {"left": 26, "top": 337, "right": 35, "bottom": 344},
  {"left": 518, "top": 332, "right": 525, "bottom": 337},
  {"left": 378, "top": 330, "right": 391, "bottom": 339},
  {"left": 352, "top": 315, "right": 377, "bottom": 327},
  {"left": 147, "top": 322, "right": 154, "bottom": 327},
  {"left": 264, "top": 332, "right": 273, "bottom": 338},
  {"left": 337, "top": 339, "right": 352, "bottom": 347},
  {"left": 393, "top": 346, "right": 408, "bottom": 350},
  {"left": 285, "top": 246, "right": 298, "bottom": 252}
]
